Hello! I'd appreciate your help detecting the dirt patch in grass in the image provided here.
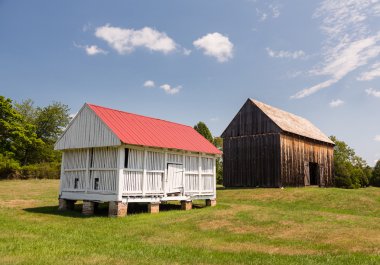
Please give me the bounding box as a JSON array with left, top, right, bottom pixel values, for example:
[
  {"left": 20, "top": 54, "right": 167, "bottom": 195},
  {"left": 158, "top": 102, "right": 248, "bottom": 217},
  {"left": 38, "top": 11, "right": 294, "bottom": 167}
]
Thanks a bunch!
[{"left": 0, "top": 199, "right": 40, "bottom": 208}]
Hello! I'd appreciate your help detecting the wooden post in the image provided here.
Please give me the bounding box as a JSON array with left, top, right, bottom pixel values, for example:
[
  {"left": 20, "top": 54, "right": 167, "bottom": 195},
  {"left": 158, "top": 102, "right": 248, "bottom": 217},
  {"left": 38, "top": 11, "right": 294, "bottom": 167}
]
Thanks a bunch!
[
  {"left": 163, "top": 151, "right": 167, "bottom": 197},
  {"left": 198, "top": 154, "right": 202, "bottom": 195},
  {"left": 117, "top": 147, "right": 125, "bottom": 201},
  {"left": 182, "top": 153, "right": 185, "bottom": 195},
  {"left": 213, "top": 156, "right": 217, "bottom": 199},
  {"left": 142, "top": 149, "right": 147, "bottom": 196},
  {"left": 85, "top": 148, "right": 90, "bottom": 193},
  {"left": 59, "top": 152, "right": 65, "bottom": 195}
]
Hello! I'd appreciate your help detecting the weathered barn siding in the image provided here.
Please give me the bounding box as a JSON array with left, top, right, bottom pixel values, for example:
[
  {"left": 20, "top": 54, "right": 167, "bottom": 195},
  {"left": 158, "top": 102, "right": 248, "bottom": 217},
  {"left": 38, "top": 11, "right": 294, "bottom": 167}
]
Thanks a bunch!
[
  {"left": 55, "top": 105, "right": 120, "bottom": 150},
  {"left": 222, "top": 99, "right": 334, "bottom": 188},
  {"left": 280, "top": 134, "right": 334, "bottom": 187},
  {"left": 223, "top": 134, "right": 281, "bottom": 187},
  {"left": 222, "top": 99, "right": 281, "bottom": 138}
]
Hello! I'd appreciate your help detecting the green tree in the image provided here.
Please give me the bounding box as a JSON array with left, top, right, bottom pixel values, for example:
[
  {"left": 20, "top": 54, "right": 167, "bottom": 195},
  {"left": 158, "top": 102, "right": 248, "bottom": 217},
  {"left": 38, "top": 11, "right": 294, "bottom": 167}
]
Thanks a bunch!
[
  {"left": 0, "top": 96, "right": 43, "bottom": 164},
  {"left": 35, "top": 102, "right": 70, "bottom": 144},
  {"left": 330, "top": 136, "right": 370, "bottom": 189},
  {"left": 194, "top": 122, "right": 213, "bottom": 143},
  {"left": 14, "top": 99, "right": 37, "bottom": 124},
  {"left": 370, "top": 160, "right": 380, "bottom": 187}
]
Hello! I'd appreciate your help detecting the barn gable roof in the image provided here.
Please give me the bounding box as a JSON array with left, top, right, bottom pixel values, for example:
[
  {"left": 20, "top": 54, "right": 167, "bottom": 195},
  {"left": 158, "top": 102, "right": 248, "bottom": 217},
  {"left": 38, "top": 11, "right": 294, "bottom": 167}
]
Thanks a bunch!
[
  {"left": 250, "top": 99, "right": 334, "bottom": 144},
  {"left": 56, "top": 103, "right": 221, "bottom": 155}
]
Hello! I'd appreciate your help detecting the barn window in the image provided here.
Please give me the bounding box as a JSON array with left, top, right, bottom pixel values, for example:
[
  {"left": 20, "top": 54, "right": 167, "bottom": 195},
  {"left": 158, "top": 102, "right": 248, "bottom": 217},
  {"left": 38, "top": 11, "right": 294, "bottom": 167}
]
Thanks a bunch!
[
  {"left": 74, "top": 178, "right": 79, "bottom": 189},
  {"left": 124, "top": 148, "right": 129, "bottom": 168},
  {"left": 94, "top": 178, "right": 99, "bottom": 190}
]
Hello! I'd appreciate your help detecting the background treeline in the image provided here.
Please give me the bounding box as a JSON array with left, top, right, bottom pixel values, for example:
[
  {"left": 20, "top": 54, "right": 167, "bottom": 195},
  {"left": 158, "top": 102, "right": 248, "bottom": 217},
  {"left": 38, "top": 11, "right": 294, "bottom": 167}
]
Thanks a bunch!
[
  {"left": 0, "top": 96, "right": 70, "bottom": 179},
  {"left": 1, "top": 95, "right": 379, "bottom": 188}
]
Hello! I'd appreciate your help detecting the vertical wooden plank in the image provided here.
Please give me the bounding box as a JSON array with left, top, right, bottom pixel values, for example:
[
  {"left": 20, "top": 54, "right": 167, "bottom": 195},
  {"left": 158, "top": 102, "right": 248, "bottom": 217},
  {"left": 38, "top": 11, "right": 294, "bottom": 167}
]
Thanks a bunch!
[
  {"left": 163, "top": 151, "right": 167, "bottom": 196},
  {"left": 117, "top": 146, "right": 125, "bottom": 200},
  {"left": 142, "top": 149, "right": 147, "bottom": 196},
  {"left": 198, "top": 154, "right": 202, "bottom": 194}
]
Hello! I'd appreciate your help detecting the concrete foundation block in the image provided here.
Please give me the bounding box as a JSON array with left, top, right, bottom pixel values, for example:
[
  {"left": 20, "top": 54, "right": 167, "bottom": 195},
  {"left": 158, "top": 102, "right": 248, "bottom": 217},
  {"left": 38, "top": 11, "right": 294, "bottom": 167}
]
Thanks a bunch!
[
  {"left": 82, "top": 200, "right": 96, "bottom": 216},
  {"left": 58, "top": 198, "right": 75, "bottom": 211},
  {"left": 206, "top": 199, "right": 217, "bottom": 207},
  {"left": 181, "top": 200, "right": 192, "bottom": 211},
  {"left": 148, "top": 203, "right": 160, "bottom": 214},
  {"left": 108, "top": 201, "right": 128, "bottom": 217}
]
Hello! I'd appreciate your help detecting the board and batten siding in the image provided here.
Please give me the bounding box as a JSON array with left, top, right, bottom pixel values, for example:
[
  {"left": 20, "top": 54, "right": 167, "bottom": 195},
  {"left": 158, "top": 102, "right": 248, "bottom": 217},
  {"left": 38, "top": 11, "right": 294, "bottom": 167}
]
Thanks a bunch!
[
  {"left": 223, "top": 134, "right": 281, "bottom": 187},
  {"left": 280, "top": 134, "right": 334, "bottom": 187},
  {"left": 55, "top": 104, "right": 120, "bottom": 150}
]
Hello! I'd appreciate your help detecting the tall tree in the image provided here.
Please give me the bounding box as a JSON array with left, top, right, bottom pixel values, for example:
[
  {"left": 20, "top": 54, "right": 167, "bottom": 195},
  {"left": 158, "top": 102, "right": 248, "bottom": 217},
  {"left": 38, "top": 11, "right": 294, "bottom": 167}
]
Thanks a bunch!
[
  {"left": 330, "top": 136, "right": 370, "bottom": 188},
  {"left": 0, "top": 96, "right": 43, "bottom": 164},
  {"left": 35, "top": 102, "right": 70, "bottom": 144},
  {"left": 194, "top": 121, "right": 213, "bottom": 143},
  {"left": 371, "top": 160, "right": 380, "bottom": 187}
]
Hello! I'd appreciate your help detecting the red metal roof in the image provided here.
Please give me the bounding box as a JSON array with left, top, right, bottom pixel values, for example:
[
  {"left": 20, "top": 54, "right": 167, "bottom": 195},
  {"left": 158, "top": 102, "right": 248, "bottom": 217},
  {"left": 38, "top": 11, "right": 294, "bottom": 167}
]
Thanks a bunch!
[{"left": 87, "top": 103, "right": 222, "bottom": 155}]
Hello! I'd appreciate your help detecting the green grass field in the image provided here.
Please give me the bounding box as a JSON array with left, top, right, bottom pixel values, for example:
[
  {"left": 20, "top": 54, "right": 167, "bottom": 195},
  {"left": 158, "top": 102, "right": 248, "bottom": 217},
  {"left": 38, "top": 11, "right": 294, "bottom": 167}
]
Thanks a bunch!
[{"left": 0, "top": 180, "right": 379, "bottom": 265}]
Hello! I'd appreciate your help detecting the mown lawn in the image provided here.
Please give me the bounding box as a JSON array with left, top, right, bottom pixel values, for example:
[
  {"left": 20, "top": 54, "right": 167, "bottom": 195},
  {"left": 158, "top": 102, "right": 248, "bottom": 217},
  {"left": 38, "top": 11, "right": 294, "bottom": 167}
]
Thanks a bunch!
[{"left": 0, "top": 180, "right": 379, "bottom": 265}]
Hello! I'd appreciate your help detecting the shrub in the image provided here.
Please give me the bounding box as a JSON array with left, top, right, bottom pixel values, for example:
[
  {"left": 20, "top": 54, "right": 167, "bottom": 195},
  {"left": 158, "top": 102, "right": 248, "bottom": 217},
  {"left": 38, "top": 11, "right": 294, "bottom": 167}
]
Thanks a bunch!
[
  {"left": 20, "top": 162, "right": 60, "bottom": 179},
  {"left": 0, "top": 154, "right": 21, "bottom": 179}
]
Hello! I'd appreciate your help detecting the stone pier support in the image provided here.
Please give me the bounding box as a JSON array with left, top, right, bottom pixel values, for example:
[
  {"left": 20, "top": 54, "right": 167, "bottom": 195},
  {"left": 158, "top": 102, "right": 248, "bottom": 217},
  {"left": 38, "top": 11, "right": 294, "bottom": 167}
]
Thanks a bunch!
[
  {"left": 108, "top": 201, "right": 128, "bottom": 217},
  {"left": 205, "top": 199, "right": 217, "bottom": 207},
  {"left": 58, "top": 198, "right": 75, "bottom": 211},
  {"left": 181, "top": 200, "right": 192, "bottom": 211},
  {"left": 82, "top": 200, "right": 96, "bottom": 216},
  {"left": 148, "top": 203, "right": 160, "bottom": 214}
]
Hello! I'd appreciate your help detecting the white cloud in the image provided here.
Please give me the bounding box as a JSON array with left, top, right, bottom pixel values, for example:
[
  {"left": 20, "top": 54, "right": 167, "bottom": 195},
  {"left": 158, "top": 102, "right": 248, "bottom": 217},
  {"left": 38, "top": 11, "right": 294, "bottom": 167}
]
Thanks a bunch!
[
  {"left": 95, "top": 25, "right": 177, "bottom": 54},
  {"left": 74, "top": 42, "right": 107, "bottom": 55},
  {"left": 286, "top": 70, "right": 303, "bottom": 79},
  {"left": 143, "top": 80, "right": 155, "bottom": 88},
  {"left": 183, "top": 48, "right": 192, "bottom": 56},
  {"left": 329, "top": 99, "right": 344, "bottom": 108},
  {"left": 159, "top": 84, "right": 181, "bottom": 95},
  {"left": 85, "top": 45, "right": 107, "bottom": 55},
  {"left": 292, "top": 0, "right": 380, "bottom": 99},
  {"left": 357, "top": 62, "right": 380, "bottom": 81},
  {"left": 269, "top": 4, "right": 281, "bottom": 18},
  {"left": 374, "top": 135, "right": 380, "bottom": 142},
  {"left": 210, "top": 117, "right": 219, "bottom": 122},
  {"left": 82, "top": 23, "right": 92, "bottom": 32},
  {"left": 365, "top": 87, "right": 380, "bottom": 98},
  {"left": 255, "top": 4, "right": 281, "bottom": 21},
  {"left": 266, "top": 47, "right": 306, "bottom": 59},
  {"left": 193, "top": 32, "right": 234, "bottom": 62}
]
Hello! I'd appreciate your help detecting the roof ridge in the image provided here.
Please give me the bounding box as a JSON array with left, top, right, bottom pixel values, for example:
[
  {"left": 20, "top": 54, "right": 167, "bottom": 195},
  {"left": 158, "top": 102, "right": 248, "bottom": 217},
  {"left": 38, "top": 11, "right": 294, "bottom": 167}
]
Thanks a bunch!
[
  {"left": 250, "top": 98, "right": 308, "bottom": 122},
  {"left": 86, "top": 103, "right": 193, "bottom": 129}
]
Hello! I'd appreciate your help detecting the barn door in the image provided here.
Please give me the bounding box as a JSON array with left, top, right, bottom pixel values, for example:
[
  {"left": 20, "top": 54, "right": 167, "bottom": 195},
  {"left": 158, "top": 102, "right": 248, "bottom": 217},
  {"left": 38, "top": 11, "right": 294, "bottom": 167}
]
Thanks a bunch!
[
  {"left": 167, "top": 163, "right": 183, "bottom": 194},
  {"left": 304, "top": 162, "right": 310, "bottom": 186}
]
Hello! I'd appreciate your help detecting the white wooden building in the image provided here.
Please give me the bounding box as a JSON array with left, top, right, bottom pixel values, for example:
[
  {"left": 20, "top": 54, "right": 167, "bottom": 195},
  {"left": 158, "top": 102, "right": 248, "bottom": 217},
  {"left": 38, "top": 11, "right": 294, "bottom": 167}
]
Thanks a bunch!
[{"left": 55, "top": 103, "right": 221, "bottom": 217}]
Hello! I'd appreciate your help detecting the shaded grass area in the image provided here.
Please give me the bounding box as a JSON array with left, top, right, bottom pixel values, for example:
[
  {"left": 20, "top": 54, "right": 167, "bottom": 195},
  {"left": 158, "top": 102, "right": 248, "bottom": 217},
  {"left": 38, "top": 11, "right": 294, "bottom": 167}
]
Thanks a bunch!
[{"left": 0, "top": 180, "right": 379, "bottom": 265}]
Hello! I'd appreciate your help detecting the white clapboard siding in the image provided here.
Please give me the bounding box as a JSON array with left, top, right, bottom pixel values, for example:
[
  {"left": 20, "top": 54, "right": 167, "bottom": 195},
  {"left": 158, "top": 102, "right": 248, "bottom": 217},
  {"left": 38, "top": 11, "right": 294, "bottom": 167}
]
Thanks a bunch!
[{"left": 55, "top": 104, "right": 120, "bottom": 150}]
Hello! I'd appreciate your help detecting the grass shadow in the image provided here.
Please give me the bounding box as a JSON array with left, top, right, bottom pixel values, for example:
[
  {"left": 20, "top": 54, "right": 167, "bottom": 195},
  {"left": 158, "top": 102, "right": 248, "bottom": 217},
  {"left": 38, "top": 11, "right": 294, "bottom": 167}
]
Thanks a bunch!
[{"left": 24, "top": 201, "right": 208, "bottom": 218}]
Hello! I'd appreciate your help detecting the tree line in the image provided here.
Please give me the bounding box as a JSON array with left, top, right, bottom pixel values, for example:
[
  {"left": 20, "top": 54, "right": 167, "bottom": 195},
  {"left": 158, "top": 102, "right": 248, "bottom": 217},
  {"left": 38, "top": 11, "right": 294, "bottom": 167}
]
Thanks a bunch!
[
  {"left": 0, "top": 96, "right": 70, "bottom": 178},
  {"left": 0, "top": 95, "right": 379, "bottom": 188}
]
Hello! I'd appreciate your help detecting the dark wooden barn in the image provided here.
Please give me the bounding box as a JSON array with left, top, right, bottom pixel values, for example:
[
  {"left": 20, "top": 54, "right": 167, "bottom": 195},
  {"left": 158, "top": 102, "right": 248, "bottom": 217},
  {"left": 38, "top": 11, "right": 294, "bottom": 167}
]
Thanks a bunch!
[{"left": 221, "top": 99, "right": 335, "bottom": 187}]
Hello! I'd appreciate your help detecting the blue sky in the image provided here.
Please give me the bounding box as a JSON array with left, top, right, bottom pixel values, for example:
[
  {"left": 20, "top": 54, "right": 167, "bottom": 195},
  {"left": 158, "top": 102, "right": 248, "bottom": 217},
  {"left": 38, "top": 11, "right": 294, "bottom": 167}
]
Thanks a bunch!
[{"left": 1, "top": 0, "right": 380, "bottom": 165}]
